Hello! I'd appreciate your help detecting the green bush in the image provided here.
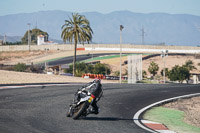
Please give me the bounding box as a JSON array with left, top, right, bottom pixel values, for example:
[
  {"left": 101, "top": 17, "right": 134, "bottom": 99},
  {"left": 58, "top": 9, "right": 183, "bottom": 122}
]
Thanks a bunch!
[
  {"left": 14, "top": 63, "right": 27, "bottom": 72},
  {"left": 93, "top": 63, "right": 111, "bottom": 75},
  {"left": 142, "top": 70, "right": 147, "bottom": 78},
  {"left": 160, "top": 68, "right": 169, "bottom": 77},
  {"left": 114, "top": 71, "right": 120, "bottom": 76},
  {"left": 64, "top": 62, "right": 111, "bottom": 77},
  {"left": 168, "top": 65, "right": 190, "bottom": 83}
]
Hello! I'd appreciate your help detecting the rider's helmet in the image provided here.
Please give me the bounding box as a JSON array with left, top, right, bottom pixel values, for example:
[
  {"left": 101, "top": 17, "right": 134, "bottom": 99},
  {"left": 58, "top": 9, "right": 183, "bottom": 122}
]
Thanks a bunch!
[{"left": 93, "top": 78, "right": 101, "bottom": 83}]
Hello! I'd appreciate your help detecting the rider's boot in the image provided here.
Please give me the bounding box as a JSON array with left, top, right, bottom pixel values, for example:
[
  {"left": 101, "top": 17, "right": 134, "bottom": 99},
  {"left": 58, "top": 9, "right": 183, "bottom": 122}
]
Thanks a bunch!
[{"left": 88, "top": 107, "right": 99, "bottom": 114}]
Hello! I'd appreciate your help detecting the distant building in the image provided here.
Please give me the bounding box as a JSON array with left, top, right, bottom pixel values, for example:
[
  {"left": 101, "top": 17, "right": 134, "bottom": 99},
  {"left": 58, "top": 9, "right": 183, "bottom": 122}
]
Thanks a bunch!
[
  {"left": 37, "top": 35, "right": 45, "bottom": 45},
  {"left": 37, "top": 35, "right": 58, "bottom": 45}
]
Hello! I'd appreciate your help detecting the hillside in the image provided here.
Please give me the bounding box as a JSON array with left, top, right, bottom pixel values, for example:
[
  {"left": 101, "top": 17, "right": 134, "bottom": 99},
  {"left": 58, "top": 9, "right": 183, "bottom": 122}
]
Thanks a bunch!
[{"left": 0, "top": 10, "right": 200, "bottom": 45}]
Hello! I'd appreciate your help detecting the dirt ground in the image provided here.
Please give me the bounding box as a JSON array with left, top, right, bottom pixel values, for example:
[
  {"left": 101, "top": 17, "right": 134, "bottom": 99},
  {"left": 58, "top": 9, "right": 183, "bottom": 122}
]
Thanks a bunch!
[
  {"left": 164, "top": 96, "right": 200, "bottom": 128},
  {"left": 0, "top": 70, "right": 118, "bottom": 84}
]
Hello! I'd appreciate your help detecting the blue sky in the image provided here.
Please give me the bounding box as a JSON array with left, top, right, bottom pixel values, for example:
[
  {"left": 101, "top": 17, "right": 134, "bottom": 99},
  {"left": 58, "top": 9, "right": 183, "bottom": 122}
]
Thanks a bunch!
[{"left": 0, "top": 0, "right": 200, "bottom": 16}]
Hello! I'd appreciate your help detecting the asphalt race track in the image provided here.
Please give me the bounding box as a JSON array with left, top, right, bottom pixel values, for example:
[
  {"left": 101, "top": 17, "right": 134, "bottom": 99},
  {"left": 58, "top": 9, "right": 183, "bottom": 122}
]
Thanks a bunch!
[
  {"left": 41, "top": 53, "right": 121, "bottom": 66},
  {"left": 0, "top": 83, "right": 200, "bottom": 133}
]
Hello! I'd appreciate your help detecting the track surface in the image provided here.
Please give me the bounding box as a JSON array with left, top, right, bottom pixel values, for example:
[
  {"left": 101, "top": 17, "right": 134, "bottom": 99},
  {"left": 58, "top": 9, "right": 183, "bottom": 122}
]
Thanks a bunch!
[
  {"left": 44, "top": 53, "right": 120, "bottom": 66},
  {"left": 0, "top": 83, "right": 200, "bottom": 133}
]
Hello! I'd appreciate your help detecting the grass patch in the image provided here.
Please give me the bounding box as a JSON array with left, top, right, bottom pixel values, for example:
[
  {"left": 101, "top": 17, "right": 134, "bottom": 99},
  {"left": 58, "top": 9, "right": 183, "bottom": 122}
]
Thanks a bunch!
[
  {"left": 82, "top": 54, "right": 127, "bottom": 62},
  {"left": 36, "top": 56, "right": 66, "bottom": 64},
  {"left": 143, "top": 107, "right": 200, "bottom": 133},
  {"left": 82, "top": 53, "right": 145, "bottom": 63}
]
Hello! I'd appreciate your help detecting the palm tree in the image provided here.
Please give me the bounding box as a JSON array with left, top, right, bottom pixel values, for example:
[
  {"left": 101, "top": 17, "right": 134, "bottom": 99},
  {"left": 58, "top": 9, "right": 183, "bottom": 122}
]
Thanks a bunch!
[
  {"left": 148, "top": 61, "right": 159, "bottom": 77},
  {"left": 61, "top": 13, "right": 93, "bottom": 76}
]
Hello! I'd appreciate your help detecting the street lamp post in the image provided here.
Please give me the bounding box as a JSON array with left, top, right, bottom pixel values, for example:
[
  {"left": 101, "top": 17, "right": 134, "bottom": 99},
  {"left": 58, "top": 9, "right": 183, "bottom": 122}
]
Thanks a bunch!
[
  {"left": 161, "top": 50, "right": 168, "bottom": 84},
  {"left": 27, "top": 23, "right": 31, "bottom": 52},
  {"left": 91, "top": 44, "right": 93, "bottom": 64},
  {"left": 45, "top": 48, "right": 49, "bottom": 73},
  {"left": 120, "top": 25, "right": 124, "bottom": 84}
]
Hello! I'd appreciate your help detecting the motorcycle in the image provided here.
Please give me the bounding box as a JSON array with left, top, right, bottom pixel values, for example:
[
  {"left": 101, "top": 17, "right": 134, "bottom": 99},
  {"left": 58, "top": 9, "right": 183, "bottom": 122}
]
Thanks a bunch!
[{"left": 66, "top": 79, "right": 103, "bottom": 120}]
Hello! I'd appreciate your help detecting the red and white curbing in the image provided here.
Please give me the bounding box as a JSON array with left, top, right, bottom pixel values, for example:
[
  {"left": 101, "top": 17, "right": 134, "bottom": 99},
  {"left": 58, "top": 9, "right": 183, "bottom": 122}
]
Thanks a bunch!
[{"left": 141, "top": 120, "right": 176, "bottom": 133}]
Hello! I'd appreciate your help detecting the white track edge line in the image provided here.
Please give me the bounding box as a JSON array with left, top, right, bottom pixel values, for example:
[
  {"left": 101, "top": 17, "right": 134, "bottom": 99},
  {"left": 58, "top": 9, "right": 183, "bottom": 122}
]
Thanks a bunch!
[
  {"left": 133, "top": 93, "right": 200, "bottom": 133},
  {"left": 0, "top": 84, "right": 81, "bottom": 90}
]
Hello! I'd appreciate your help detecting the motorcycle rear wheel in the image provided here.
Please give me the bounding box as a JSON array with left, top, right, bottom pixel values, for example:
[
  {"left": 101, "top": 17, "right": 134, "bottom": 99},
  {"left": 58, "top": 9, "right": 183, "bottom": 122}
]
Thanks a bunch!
[{"left": 72, "top": 102, "right": 88, "bottom": 120}]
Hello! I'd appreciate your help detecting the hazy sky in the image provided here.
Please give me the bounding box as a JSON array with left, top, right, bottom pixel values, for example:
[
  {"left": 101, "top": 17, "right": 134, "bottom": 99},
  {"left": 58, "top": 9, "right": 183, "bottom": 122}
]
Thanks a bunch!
[{"left": 0, "top": 0, "right": 200, "bottom": 16}]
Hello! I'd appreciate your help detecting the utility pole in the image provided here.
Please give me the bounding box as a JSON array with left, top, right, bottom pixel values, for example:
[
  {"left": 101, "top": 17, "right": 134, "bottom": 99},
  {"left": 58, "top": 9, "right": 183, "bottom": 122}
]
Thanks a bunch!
[
  {"left": 27, "top": 23, "right": 31, "bottom": 52},
  {"left": 120, "top": 25, "right": 124, "bottom": 84},
  {"left": 3, "top": 33, "right": 6, "bottom": 44},
  {"left": 141, "top": 27, "right": 145, "bottom": 45},
  {"left": 91, "top": 44, "right": 93, "bottom": 64},
  {"left": 45, "top": 48, "right": 49, "bottom": 73}
]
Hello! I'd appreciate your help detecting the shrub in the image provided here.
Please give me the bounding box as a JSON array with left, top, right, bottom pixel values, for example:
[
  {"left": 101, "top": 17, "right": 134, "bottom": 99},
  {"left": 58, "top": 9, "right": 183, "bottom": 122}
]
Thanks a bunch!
[
  {"left": 114, "top": 71, "right": 120, "bottom": 76},
  {"left": 160, "top": 68, "right": 169, "bottom": 77},
  {"left": 142, "top": 70, "right": 147, "bottom": 78},
  {"left": 64, "top": 62, "right": 111, "bottom": 77},
  {"left": 148, "top": 61, "right": 159, "bottom": 77},
  {"left": 168, "top": 65, "right": 190, "bottom": 83},
  {"left": 93, "top": 63, "right": 111, "bottom": 75},
  {"left": 14, "top": 63, "right": 27, "bottom": 72},
  {"left": 30, "top": 64, "right": 44, "bottom": 73}
]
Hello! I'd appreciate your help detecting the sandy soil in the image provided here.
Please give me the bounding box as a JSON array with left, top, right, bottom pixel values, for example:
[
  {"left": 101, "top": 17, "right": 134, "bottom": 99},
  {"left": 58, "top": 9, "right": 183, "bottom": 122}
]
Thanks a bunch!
[
  {"left": 164, "top": 96, "right": 200, "bottom": 128},
  {"left": 0, "top": 70, "right": 118, "bottom": 84}
]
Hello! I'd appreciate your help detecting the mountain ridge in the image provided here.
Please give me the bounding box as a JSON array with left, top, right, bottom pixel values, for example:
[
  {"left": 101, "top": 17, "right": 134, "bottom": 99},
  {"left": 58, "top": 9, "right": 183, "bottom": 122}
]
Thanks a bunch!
[{"left": 0, "top": 10, "right": 200, "bottom": 46}]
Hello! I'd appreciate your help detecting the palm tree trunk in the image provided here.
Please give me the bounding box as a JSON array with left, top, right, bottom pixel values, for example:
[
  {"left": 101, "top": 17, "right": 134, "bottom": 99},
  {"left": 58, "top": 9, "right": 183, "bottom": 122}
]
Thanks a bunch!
[{"left": 73, "top": 40, "right": 77, "bottom": 76}]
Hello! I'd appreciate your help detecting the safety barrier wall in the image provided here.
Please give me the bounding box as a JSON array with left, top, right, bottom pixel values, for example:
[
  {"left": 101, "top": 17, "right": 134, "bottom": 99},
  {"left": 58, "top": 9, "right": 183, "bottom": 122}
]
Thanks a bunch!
[
  {"left": 0, "top": 44, "right": 73, "bottom": 51},
  {"left": 1, "top": 44, "right": 200, "bottom": 52},
  {"left": 81, "top": 73, "right": 128, "bottom": 80}
]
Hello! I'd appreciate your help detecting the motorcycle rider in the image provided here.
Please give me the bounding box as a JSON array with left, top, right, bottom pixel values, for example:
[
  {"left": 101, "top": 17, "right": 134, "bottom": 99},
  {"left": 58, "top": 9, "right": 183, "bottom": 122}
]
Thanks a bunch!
[{"left": 74, "top": 78, "right": 103, "bottom": 115}]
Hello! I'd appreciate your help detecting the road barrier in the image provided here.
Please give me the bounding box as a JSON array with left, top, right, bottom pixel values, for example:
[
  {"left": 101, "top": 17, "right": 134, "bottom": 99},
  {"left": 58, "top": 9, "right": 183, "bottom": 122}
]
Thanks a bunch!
[
  {"left": 76, "top": 48, "right": 85, "bottom": 50},
  {"left": 82, "top": 73, "right": 128, "bottom": 80},
  {"left": 82, "top": 73, "right": 105, "bottom": 79},
  {"left": 1, "top": 44, "right": 200, "bottom": 53}
]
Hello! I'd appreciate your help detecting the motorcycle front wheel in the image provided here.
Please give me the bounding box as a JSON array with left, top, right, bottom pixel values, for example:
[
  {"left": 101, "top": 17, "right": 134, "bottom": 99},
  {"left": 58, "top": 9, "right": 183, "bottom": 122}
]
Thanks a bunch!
[{"left": 72, "top": 102, "right": 88, "bottom": 120}]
